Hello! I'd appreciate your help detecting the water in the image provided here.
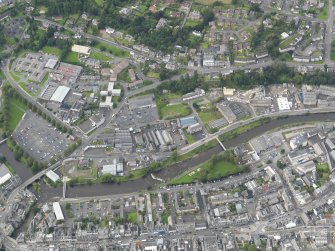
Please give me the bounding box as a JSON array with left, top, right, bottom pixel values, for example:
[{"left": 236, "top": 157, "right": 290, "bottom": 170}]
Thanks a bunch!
[{"left": 1, "top": 112, "right": 335, "bottom": 199}]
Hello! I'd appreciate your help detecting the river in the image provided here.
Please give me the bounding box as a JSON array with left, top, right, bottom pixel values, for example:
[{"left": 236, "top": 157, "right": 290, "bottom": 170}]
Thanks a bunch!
[{"left": 1, "top": 112, "right": 335, "bottom": 200}]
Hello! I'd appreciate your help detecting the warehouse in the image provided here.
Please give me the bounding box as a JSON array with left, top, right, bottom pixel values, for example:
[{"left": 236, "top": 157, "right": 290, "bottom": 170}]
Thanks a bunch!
[
  {"left": 50, "top": 86, "right": 71, "bottom": 103},
  {"left": 53, "top": 202, "right": 64, "bottom": 221},
  {"left": 179, "top": 116, "right": 197, "bottom": 128},
  {"left": 0, "top": 164, "right": 11, "bottom": 186},
  {"left": 46, "top": 170, "right": 60, "bottom": 183},
  {"left": 128, "top": 94, "right": 155, "bottom": 110}
]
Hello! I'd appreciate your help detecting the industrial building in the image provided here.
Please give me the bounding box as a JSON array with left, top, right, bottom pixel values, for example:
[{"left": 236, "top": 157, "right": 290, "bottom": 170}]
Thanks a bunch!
[
  {"left": 0, "top": 164, "right": 11, "bottom": 186},
  {"left": 277, "top": 97, "right": 290, "bottom": 111},
  {"left": 179, "top": 116, "right": 197, "bottom": 128},
  {"left": 50, "top": 86, "right": 71, "bottom": 103},
  {"left": 53, "top": 202, "right": 64, "bottom": 221},
  {"left": 128, "top": 95, "right": 155, "bottom": 110},
  {"left": 102, "top": 158, "right": 124, "bottom": 176},
  {"left": 46, "top": 170, "right": 60, "bottom": 183}
]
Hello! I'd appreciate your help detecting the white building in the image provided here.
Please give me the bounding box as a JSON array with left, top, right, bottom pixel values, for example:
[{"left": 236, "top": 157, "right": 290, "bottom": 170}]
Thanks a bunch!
[
  {"left": 53, "top": 202, "right": 64, "bottom": 221},
  {"left": 71, "top": 44, "right": 91, "bottom": 55},
  {"left": 46, "top": 170, "right": 60, "bottom": 183},
  {"left": 277, "top": 97, "right": 290, "bottom": 111},
  {"left": 0, "top": 164, "right": 11, "bottom": 186},
  {"left": 50, "top": 86, "right": 70, "bottom": 103}
]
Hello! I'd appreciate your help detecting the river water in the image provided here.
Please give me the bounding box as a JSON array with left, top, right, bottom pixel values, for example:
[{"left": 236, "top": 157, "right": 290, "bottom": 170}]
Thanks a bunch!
[{"left": 1, "top": 112, "right": 335, "bottom": 200}]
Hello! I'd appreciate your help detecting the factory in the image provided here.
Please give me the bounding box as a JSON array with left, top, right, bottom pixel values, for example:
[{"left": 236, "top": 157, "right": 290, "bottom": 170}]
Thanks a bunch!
[{"left": 53, "top": 202, "right": 64, "bottom": 221}]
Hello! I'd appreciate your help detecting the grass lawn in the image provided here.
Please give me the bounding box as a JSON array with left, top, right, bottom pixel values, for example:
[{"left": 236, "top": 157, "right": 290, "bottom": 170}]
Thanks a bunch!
[
  {"left": 161, "top": 210, "right": 169, "bottom": 224},
  {"left": 160, "top": 103, "right": 191, "bottom": 120},
  {"left": 95, "top": 42, "right": 129, "bottom": 57},
  {"left": 8, "top": 97, "right": 27, "bottom": 132},
  {"left": 331, "top": 41, "right": 335, "bottom": 62},
  {"left": 198, "top": 108, "right": 222, "bottom": 124},
  {"left": 318, "top": 1, "right": 328, "bottom": 20},
  {"left": 63, "top": 51, "right": 80, "bottom": 64},
  {"left": 184, "top": 130, "right": 195, "bottom": 144},
  {"left": 219, "top": 118, "right": 270, "bottom": 142},
  {"left": 95, "top": 0, "right": 104, "bottom": 6},
  {"left": 42, "top": 46, "right": 62, "bottom": 56},
  {"left": 90, "top": 51, "right": 112, "bottom": 62},
  {"left": 163, "top": 92, "right": 182, "bottom": 100},
  {"left": 127, "top": 212, "right": 138, "bottom": 224},
  {"left": 9, "top": 71, "right": 20, "bottom": 82},
  {"left": 170, "top": 153, "right": 243, "bottom": 185},
  {"left": 146, "top": 71, "right": 160, "bottom": 79},
  {"left": 316, "top": 163, "right": 331, "bottom": 186}
]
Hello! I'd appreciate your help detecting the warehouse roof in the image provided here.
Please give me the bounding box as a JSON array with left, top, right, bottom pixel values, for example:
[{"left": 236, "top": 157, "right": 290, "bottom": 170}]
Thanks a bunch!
[
  {"left": 46, "top": 170, "right": 60, "bottom": 183},
  {"left": 53, "top": 202, "right": 64, "bottom": 221},
  {"left": 45, "top": 59, "right": 58, "bottom": 69},
  {"left": 50, "top": 86, "right": 70, "bottom": 103},
  {"left": 0, "top": 164, "right": 11, "bottom": 186}
]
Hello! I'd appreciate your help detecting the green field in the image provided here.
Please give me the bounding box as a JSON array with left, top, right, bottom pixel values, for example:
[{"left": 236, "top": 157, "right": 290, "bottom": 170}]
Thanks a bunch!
[
  {"left": 9, "top": 71, "right": 20, "bottom": 82},
  {"left": 8, "top": 98, "right": 27, "bottom": 132},
  {"left": 170, "top": 152, "right": 244, "bottom": 185},
  {"left": 42, "top": 46, "right": 62, "bottom": 56},
  {"left": 63, "top": 51, "right": 80, "bottom": 64},
  {"left": 90, "top": 51, "right": 112, "bottom": 61},
  {"left": 95, "top": 42, "right": 129, "bottom": 57},
  {"left": 160, "top": 103, "right": 191, "bottom": 120}
]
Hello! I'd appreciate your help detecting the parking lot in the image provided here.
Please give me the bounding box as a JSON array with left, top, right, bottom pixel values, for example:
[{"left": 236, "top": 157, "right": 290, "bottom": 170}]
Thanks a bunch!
[
  {"left": 115, "top": 105, "right": 159, "bottom": 128},
  {"left": 13, "top": 111, "right": 71, "bottom": 162}
]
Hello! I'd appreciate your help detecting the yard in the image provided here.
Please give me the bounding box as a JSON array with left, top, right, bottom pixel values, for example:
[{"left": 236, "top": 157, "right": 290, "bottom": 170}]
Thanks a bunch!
[
  {"left": 8, "top": 97, "right": 27, "bottom": 132},
  {"left": 159, "top": 103, "right": 191, "bottom": 120}
]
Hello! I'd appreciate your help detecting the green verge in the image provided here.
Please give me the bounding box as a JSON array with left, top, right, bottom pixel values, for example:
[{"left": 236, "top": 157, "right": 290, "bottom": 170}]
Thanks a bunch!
[{"left": 170, "top": 150, "right": 248, "bottom": 185}]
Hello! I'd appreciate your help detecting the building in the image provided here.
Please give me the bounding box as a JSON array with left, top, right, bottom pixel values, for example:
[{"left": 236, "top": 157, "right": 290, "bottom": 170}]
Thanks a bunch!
[
  {"left": 223, "top": 87, "right": 235, "bottom": 96},
  {"left": 216, "top": 103, "right": 236, "bottom": 123},
  {"left": 99, "top": 96, "right": 113, "bottom": 108},
  {"left": 179, "top": 116, "right": 197, "bottom": 128},
  {"left": 71, "top": 44, "right": 91, "bottom": 55},
  {"left": 102, "top": 159, "right": 124, "bottom": 176},
  {"left": 302, "top": 91, "right": 317, "bottom": 106},
  {"left": 290, "top": 135, "right": 308, "bottom": 150},
  {"left": 0, "top": 164, "right": 11, "bottom": 186},
  {"left": 182, "top": 88, "right": 205, "bottom": 102},
  {"left": 294, "top": 160, "right": 316, "bottom": 175},
  {"left": 50, "top": 86, "right": 70, "bottom": 103},
  {"left": 128, "top": 95, "right": 155, "bottom": 110},
  {"left": 188, "top": 123, "right": 202, "bottom": 134},
  {"left": 52, "top": 202, "right": 64, "bottom": 221},
  {"left": 46, "top": 170, "right": 60, "bottom": 183},
  {"left": 277, "top": 97, "right": 290, "bottom": 111}
]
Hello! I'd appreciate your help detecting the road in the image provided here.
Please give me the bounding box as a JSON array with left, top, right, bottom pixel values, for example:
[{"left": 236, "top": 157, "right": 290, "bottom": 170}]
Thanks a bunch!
[
  {"left": 1, "top": 62, "right": 73, "bottom": 134},
  {"left": 179, "top": 107, "right": 335, "bottom": 155},
  {"left": 325, "top": 0, "right": 334, "bottom": 64}
]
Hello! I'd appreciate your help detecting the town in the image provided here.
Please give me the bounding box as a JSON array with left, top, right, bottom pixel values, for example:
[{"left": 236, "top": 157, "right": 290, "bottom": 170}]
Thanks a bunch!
[{"left": 0, "top": 0, "right": 335, "bottom": 250}]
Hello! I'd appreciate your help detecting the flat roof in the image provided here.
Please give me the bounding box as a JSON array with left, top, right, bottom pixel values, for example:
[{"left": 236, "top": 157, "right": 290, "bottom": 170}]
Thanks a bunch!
[
  {"left": 53, "top": 202, "right": 64, "bottom": 221},
  {"left": 277, "top": 97, "right": 290, "bottom": 111},
  {"left": 46, "top": 170, "right": 60, "bottom": 183},
  {"left": 45, "top": 59, "right": 58, "bottom": 69},
  {"left": 72, "top": 44, "right": 91, "bottom": 55},
  {"left": 50, "top": 86, "right": 70, "bottom": 103}
]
